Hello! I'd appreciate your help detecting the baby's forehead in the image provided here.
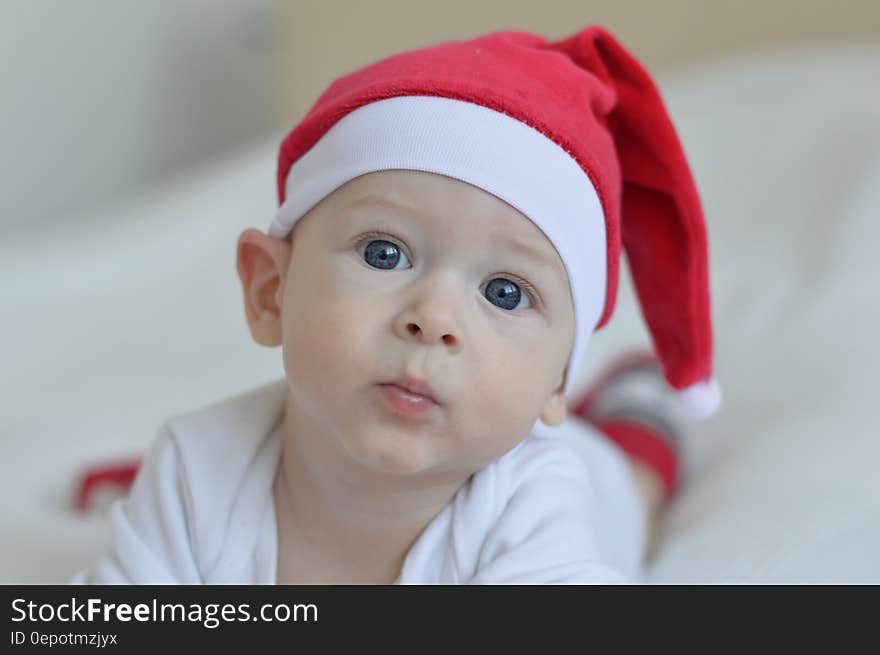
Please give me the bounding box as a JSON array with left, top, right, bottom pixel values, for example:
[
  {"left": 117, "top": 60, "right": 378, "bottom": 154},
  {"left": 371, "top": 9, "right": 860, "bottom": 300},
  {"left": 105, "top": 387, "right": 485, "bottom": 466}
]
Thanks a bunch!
[{"left": 330, "top": 170, "right": 562, "bottom": 256}]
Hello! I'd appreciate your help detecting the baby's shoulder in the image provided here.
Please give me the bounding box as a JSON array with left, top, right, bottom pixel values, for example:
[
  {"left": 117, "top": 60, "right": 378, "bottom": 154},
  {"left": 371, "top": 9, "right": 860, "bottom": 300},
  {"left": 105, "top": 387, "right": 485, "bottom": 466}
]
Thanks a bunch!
[
  {"left": 138, "top": 379, "right": 287, "bottom": 574},
  {"left": 490, "top": 415, "right": 625, "bottom": 489},
  {"left": 453, "top": 417, "right": 637, "bottom": 583},
  {"left": 87, "top": 380, "right": 287, "bottom": 583},
  {"left": 160, "top": 378, "right": 288, "bottom": 468},
  {"left": 145, "top": 379, "right": 286, "bottom": 526}
]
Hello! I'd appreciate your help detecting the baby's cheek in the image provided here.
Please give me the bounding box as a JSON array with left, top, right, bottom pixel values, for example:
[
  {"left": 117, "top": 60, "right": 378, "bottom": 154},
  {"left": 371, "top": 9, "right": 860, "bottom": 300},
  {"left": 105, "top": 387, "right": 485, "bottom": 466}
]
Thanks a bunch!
[
  {"left": 477, "top": 343, "right": 544, "bottom": 405},
  {"left": 459, "top": 370, "right": 535, "bottom": 460},
  {"left": 282, "top": 292, "right": 374, "bottom": 393}
]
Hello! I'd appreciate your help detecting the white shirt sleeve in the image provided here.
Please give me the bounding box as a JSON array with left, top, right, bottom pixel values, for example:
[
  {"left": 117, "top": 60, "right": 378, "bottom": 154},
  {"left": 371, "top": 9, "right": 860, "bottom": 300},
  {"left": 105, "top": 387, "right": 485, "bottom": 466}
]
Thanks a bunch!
[
  {"left": 468, "top": 427, "right": 643, "bottom": 584},
  {"left": 69, "top": 424, "right": 203, "bottom": 584}
]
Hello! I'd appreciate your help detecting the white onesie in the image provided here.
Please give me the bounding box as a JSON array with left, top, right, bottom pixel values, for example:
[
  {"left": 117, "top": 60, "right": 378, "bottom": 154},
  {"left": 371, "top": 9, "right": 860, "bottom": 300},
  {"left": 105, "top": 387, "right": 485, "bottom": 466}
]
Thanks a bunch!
[{"left": 70, "top": 379, "right": 646, "bottom": 584}]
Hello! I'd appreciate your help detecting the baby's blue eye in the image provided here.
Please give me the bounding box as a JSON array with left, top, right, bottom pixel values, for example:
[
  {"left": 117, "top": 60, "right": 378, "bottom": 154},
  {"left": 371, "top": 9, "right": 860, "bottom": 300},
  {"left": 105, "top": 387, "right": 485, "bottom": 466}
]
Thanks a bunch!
[
  {"left": 484, "top": 278, "right": 523, "bottom": 311},
  {"left": 361, "top": 238, "right": 532, "bottom": 311},
  {"left": 364, "top": 239, "right": 409, "bottom": 270}
]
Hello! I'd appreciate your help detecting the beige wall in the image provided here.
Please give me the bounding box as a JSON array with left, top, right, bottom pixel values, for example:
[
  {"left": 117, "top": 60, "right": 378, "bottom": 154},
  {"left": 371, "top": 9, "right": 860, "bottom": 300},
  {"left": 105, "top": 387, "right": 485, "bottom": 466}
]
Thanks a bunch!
[{"left": 282, "top": 0, "right": 879, "bottom": 121}]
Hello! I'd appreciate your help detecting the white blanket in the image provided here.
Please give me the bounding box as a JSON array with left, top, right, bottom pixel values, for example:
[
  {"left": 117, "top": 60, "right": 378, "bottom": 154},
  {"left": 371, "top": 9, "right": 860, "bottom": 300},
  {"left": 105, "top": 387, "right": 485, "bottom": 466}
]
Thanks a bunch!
[{"left": 2, "top": 43, "right": 878, "bottom": 583}]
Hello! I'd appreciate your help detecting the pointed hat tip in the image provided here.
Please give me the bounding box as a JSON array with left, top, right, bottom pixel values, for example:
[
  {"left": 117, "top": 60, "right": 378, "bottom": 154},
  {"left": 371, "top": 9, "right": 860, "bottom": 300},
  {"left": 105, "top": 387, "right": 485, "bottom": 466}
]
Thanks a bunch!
[{"left": 675, "top": 376, "right": 722, "bottom": 421}]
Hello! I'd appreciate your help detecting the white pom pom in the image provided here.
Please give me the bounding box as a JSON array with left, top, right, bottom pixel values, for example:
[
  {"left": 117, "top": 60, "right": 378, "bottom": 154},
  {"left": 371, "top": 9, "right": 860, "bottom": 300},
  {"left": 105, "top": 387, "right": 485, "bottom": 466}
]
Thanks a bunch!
[{"left": 675, "top": 376, "right": 722, "bottom": 420}]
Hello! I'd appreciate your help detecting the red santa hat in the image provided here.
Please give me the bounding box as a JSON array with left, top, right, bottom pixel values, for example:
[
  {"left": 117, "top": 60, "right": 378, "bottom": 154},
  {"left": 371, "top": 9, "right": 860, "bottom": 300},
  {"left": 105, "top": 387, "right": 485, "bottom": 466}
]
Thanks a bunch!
[{"left": 268, "top": 24, "right": 722, "bottom": 419}]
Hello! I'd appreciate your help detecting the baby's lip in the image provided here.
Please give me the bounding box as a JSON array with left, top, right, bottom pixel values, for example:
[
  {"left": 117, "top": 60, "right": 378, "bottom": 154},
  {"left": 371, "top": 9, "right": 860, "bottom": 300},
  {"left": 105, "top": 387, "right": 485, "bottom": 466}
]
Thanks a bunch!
[{"left": 381, "top": 375, "right": 441, "bottom": 405}]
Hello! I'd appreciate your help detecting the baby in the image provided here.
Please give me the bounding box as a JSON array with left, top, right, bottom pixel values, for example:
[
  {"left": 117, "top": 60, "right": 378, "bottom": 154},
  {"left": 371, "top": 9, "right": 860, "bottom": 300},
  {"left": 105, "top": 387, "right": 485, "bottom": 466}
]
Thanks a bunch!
[{"left": 72, "top": 24, "right": 720, "bottom": 584}]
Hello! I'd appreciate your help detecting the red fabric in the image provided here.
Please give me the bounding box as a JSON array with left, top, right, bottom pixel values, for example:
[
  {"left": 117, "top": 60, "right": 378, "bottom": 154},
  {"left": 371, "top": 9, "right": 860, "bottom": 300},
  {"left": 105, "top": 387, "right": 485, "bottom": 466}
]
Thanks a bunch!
[
  {"left": 275, "top": 24, "right": 713, "bottom": 392},
  {"left": 593, "top": 419, "right": 678, "bottom": 498},
  {"left": 74, "top": 459, "right": 142, "bottom": 511}
]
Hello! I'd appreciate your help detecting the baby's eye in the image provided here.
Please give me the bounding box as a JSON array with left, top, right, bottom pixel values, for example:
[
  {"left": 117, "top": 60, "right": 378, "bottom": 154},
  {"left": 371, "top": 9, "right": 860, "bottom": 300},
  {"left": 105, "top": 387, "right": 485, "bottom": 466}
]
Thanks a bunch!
[
  {"left": 483, "top": 277, "right": 533, "bottom": 311},
  {"left": 359, "top": 236, "right": 536, "bottom": 312},
  {"left": 362, "top": 238, "right": 411, "bottom": 270}
]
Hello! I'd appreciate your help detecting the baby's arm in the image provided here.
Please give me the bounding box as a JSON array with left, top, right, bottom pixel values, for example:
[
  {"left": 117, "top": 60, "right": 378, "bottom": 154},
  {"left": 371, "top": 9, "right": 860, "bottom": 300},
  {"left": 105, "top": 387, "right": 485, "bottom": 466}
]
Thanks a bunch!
[{"left": 70, "top": 424, "right": 202, "bottom": 584}]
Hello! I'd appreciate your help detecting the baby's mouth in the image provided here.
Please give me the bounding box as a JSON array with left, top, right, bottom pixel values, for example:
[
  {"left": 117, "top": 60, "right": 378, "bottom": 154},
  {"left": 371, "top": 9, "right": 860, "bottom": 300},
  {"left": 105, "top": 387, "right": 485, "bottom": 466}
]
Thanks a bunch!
[
  {"left": 377, "top": 383, "right": 440, "bottom": 416},
  {"left": 381, "top": 375, "right": 441, "bottom": 405}
]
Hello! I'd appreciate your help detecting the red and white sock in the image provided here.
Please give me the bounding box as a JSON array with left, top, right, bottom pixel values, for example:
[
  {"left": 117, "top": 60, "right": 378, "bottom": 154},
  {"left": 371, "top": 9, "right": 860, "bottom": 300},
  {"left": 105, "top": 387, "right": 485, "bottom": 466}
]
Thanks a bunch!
[{"left": 571, "top": 351, "right": 684, "bottom": 499}]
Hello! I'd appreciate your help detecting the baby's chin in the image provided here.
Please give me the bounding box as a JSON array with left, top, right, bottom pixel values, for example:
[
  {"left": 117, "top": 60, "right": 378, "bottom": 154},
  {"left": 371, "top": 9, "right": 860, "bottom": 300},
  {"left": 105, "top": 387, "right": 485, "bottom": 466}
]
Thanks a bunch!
[
  {"left": 342, "top": 432, "right": 449, "bottom": 476},
  {"left": 342, "top": 430, "right": 529, "bottom": 488},
  {"left": 338, "top": 429, "right": 486, "bottom": 481}
]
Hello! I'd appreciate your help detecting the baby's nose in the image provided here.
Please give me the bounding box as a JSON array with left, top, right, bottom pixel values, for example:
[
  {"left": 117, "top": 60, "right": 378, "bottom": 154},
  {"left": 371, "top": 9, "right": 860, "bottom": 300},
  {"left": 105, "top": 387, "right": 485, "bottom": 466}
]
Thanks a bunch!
[{"left": 404, "top": 320, "right": 458, "bottom": 348}]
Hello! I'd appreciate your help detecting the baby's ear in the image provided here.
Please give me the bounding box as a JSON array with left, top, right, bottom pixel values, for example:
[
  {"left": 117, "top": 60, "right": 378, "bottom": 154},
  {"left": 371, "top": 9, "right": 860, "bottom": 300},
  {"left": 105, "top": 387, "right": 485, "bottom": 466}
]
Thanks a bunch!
[
  {"left": 236, "top": 228, "right": 292, "bottom": 347},
  {"left": 539, "top": 371, "right": 568, "bottom": 427}
]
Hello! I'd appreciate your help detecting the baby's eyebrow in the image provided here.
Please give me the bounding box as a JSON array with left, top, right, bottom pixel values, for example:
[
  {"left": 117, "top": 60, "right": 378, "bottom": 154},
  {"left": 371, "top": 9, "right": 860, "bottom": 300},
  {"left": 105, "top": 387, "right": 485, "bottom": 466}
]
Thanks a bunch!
[
  {"left": 342, "top": 194, "right": 561, "bottom": 273},
  {"left": 493, "top": 232, "right": 560, "bottom": 273},
  {"left": 340, "top": 194, "right": 422, "bottom": 221}
]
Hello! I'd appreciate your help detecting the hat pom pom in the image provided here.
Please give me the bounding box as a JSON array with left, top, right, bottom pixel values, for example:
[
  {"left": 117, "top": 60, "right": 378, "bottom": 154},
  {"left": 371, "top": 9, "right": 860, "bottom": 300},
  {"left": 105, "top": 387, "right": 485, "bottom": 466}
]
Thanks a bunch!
[{"left": 675, "top": 376, "right": 722, "bottom": 420}]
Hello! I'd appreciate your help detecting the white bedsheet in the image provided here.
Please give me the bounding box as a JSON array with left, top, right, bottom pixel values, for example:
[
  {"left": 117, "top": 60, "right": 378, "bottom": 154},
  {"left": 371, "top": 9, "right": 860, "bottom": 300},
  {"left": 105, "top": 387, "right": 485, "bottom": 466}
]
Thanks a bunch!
[{"left": 2, "top": 43, "right": 878, "bottom": 583}]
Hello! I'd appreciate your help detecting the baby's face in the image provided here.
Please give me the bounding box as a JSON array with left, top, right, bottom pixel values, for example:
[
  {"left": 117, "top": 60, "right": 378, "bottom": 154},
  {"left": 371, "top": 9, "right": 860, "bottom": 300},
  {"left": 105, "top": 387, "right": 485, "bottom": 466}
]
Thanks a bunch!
[{"left": 244, "top": 170, "right": 575, "bottom": 478}]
